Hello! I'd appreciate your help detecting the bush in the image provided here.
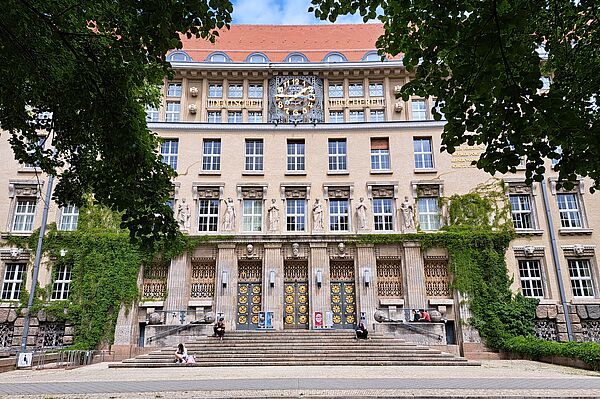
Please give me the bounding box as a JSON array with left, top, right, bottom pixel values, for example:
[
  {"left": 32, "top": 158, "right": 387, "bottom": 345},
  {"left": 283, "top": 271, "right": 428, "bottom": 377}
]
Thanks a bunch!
[{"left": 504, "top": 336, "right": 600, "bottom": 370}]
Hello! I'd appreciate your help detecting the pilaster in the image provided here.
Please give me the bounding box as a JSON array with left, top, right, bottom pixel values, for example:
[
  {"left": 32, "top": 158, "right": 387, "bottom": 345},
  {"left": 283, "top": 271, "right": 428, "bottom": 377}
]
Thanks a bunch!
[
  {"left": 403, "top": 242, "right": 427, "bottom": 309},
  {"left": 263, "top": 243, "right": 283, "bottom": 329},
  {"left": 215, "top": 244, "right": 237, "bottom": 330},
  {"left": 309, "top": 242, "right": 330, "bottom": 328},
  {"left": 164, "top": 252, "right": 190, "bottom": 325},
  {"left": 356, "top": 244, "right": 378, "bottom": 326}
]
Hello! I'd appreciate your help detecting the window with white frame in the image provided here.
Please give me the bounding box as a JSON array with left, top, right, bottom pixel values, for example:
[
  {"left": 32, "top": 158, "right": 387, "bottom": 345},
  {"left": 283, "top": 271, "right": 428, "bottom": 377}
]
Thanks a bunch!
[
  {"left": 245, "top": 139, "right": 264, "bottom": 171},
  {"left": 242, "top": 199, "right": 263, "bottom": 232},
  {"left": 373, "top": 198, "right": 394, "bottom": 231},
  {"left": 287, "top": 140, "right": 305, "bottom": 172},
  {"left": 568, "top": 259, "right": 595, "bottom": 297},
  {"left": 509, "top": 194, "right": 533, "bottom": 229},
  {"left": 413, "top": 138, "right": 434, "bottom": 169},
  {"left": 329, "top": 199, "right": 350, "bottom": 231},
  {"left": 418, "top": 197, "right": 440, "bottom": 231},
  {"left": 12, "top": 198, "right": 36, "bottom": 232},
  {"left": 248, "top": 112, "right": 262, "bottom": 123},
  {"left": 411, "top": 99, "right": 427, "bottom": 120},
  {"left": 369, "top": 83, "right": 384, "bottom": 97},
  {"left": 287, "top": 53, "right": 307, "bottom": 63},
  {"left": 349, "top": 83, "right": 364, "bottom": 97},
  {"left": 328, "top": 83, "right": 343, "bottom": 98},
  {"left": 370, "top": 138, "right": 390, "bottom": 171},
  {"left": 228, "top": 111, "right": 243, "bottom": 123},
  {"left": 370, "top": 110, "right": 385, "bottom": 122},
  {"left": 1, "top": 264, "right": 25, "bottom": 300},
  {"left": 328, "top": 139, "right": 347, "bottom": 171},
  {"left": 209, "top": 53, "right": 229, "bottom": 62},
  {"left": 518, "top": 260, "right": 544, "bottom": 298},
  {"left": 329, "top": 111, "right": 344, "bottom": 123},
  {"left": 324, "top": 53, "right": 345, "bottom": 63},
  {"left": 198, "top": 199, "right": 219, "bottom": 232},
  {"left": 59, "top": 205, "right": 79, "bottom": 231},
  {"left": 202, "top": 139, "right": 221, "bottom": 171},
  {"left": 228, "top": 84, "right": 243, "bottom": 98},
  {"left": 208, "top": 84, "right": 223, "bottom": 98},
  {"left": 248, "top": 84, "right": 263, "bottom": 98},
  {"left": 349, "top": 110, "right": 365, "bottom": 122},
  {"left": 167, "top": 83, "right": 182, "bottom": 97},
  {"left": 165, "top": 102, "right": 180, "bottom": 122},
  {"left": 160, "top": 139, "right": 178, "bottom": 170},
  {"left": 247, "top": 53, "right": 268, "bottom": 63},
  {"left": 286, "top": 199, "right": 306, "bottom": 231},
  {"left": 207, "top": 111, "right": 222, "bottom": 123},
  {"left": 557, "top": 193, "right": 583, "bottom": 228},
  {"left": 51, "top": 263, "right": 72, "bottom": 300},
  {"left": 145, "top": 105, "right": 159, "bottom": 123}
]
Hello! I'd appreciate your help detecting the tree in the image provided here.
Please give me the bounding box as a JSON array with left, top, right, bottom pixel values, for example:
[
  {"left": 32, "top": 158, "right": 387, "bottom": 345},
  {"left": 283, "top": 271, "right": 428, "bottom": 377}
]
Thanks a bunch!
[
  {"left": 310, "top": 0, "right": 600, "bottom": 191},
  {"left": 0, "top": 0, "right": 233, "bottom": 245}
]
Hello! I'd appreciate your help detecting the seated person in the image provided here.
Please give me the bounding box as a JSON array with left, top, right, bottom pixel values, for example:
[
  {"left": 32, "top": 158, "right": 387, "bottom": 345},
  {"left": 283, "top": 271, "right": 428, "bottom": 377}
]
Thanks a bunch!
[
  {"left": 412, "top": 309, "right": 420, "bottom": 322},
  {"left": 420, "top": 309, "right": 431, "bottom": 322},
  {"left": 214, "top": 318, "right": 225, "bottom": 339},
  {"left": 174, "top": 343, "right": 187, "bottom": 364},
  {"left": 355, "top": 322, "right": 368, "bottom": 340}
]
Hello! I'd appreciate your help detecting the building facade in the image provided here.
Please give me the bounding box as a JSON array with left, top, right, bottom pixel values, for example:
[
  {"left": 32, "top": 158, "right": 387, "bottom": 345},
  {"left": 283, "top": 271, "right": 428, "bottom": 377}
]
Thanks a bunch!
[{"left": 1, "top": 25, "right": 599, "bottom": 353}]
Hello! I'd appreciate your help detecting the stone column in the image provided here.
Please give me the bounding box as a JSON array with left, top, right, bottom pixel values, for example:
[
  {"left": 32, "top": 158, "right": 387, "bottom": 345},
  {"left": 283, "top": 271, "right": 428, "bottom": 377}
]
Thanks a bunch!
[
  {"left": 164, "top": 252, "right": 190, "bottom": 325},
  {"left": 263, "top": 243, "right": 283, "bottom": 330},
  {"left": 309, "top": 242, "right": 330, "bottom": 329},
  {"left": 403, "top": 242, "right": 428, "bottom": 310},
  {"left": 113, "top": 266, "right": 143, "bottom": 350},
  {"left": 215, "top": 244, "right": 237, "bottom": 330},
  {"left": 356, "top": 244, "right": 378, "bottom": 327}
]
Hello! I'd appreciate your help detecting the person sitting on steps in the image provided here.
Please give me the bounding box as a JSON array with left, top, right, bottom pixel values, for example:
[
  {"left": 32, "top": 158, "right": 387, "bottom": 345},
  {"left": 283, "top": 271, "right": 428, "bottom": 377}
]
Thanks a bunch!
[
  {"left": 355, "top": 322, "right": 368, "bottom": 340},
  {"left": 214, "top": 317, "right": 225, "bottom": 340},
  {"left": 174, "top": 343, "right": 187, "bottom": 364}
]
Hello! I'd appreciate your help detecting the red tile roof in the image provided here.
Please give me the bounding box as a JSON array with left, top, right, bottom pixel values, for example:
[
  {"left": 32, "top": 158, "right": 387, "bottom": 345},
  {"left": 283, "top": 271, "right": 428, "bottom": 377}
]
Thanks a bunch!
[{"left": 177, "top": 24, "right": 386, "bottom": 63}]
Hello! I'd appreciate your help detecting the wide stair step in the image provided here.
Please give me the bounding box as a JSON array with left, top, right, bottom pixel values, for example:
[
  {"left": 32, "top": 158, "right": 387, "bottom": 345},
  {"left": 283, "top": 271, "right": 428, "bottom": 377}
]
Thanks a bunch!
[{"left": 110, "top": 330, "right": 478, "bottom": 368}]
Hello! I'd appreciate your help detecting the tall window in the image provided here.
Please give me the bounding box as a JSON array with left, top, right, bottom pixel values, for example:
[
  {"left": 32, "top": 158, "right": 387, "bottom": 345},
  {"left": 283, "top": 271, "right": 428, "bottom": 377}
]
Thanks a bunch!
[
  {"left": 202, "top": 139, "right": 221, "bottom": 171},
  {"left": 198, "top": 199, "right": 219, "bottom": 232},
  {"left": 208, "top": 84, "right": 223, "bottom": 98},
  {"left": 349, "top": 110, "right": 365, "bottom": 122},
  {"left": 165, "top": 102, "right": 180, "bottom": 122},
  {"left": 12, "top": 199, "right": 36, "bottom": 232},
  {"left": 248, "top": 112, "right": 262, "bottom": 123},
  {"left": 51, "top": 263, "right": 72, "bottom": 300},
  {"left": 286, "top": 199, "right": 306, "bottom": 231},
  {"left": 568, "top": 259, "right": 595, "bottom": 297},
  {"left": 370, "top": 110, "right": 385, "bottom": 122},
  {"left": 369, "top": 83, "right": 384, "bottom": 97},
  {"left": 328, "top": 84, "right": 343, "bottom": 98},
  {"left": 413, "top": 138, "right": 434, "bottom": 169},
  {"left": 160, "top": 139, "right": 178, "bottom": 170},
  {"left": 248, "top": 84, "right": 263, "bottom": 98},
  {"left": 59, "top": 205, "right": 79, "bottom": 231},
  {"left": 329, "top": 199, "right": 350, "bottom": 231},
  {"left": 228, "top": 111, "right": 243, "bottom": 123},
  {"left": 1, "top": 264, "right": 25, "bottom": 300},
  {"left": 228, "top": 84, "right": 243, "bottom": 98},
  {"left": 207, "top": 111, "right": 222, "bottom": 123},
  {"left": 518, "top": 260, "right": 544, "bottom": 298},
  {"left": 329, "top": 111, "right": 344, "bottom": 123},
  {"left": 328, "top": 139, "right": 347, "bottom": 171},
  {"left": 509, "top": 195, "right": 533, "bottom": 229},
  {"left": 287, "top": 140, "right": 305, "bottom": 172},
  {"left": 145, "top": 106, "right": 159, "bottom": 122},
  {"left": 167, "top": 83, "right": 182, "bottom": 97},
  {"left": 349, "top": 83, "right": 364, "bottom": 97},
  {"left": 245, "top": 140, "right": 264, "bottom": 171},
  {"left": 242, "top": 200, "right": 263, "bottom": 232},
  {"left": 418, "top": 197, "right": 440, "bottom": 230},
  {"left": 557, "top": 193, "right": 582, "bottom": 228},
  {"left": 373, "top": 198, "right": 394, "bottom": 231},
  {"left": 411, "top": 99, "right": 427, "bottom": 120},
  {"left": 370, "top": 138, "right": 390, "bottom": 171}
]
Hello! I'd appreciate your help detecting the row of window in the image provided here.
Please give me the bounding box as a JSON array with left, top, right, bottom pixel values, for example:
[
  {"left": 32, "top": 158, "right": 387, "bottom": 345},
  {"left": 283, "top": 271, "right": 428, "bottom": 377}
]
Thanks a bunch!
[
  {"left": 519, "top": 258, "right": 596, "bottom": 298},
  {"left": 1, "top": 263, "right": 70, "bottom": 301},
  {"left": 510, "top": 192, "right": 586, "bottom": 230},
  {"left": 167, "top": 51, "right": 385, "bottom": 64},
  {"left": 160, "top": 137, "right": 435, "bottom": 173},
  {"left": 11, "top": 203, "right": 78, "bottom": 233}
]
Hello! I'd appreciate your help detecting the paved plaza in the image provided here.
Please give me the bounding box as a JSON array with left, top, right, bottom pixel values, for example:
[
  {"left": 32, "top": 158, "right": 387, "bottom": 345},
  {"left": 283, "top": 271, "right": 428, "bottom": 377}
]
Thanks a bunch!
[{"left": 1, "top": 360, "right": 600, "bottom": 398}]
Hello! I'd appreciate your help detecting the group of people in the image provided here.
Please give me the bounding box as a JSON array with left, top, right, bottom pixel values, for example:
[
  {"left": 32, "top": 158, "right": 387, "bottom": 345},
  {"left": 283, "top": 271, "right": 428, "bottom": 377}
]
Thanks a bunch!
[
  {"left": 174, "top": 317, "right": 226, "bottom": 364},
  {"left": 412, "top": 309, "right": 431, "bottom": 322}
]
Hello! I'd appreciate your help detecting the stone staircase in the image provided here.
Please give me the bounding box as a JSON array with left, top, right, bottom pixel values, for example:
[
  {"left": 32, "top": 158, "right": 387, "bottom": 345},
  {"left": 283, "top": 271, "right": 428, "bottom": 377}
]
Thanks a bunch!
[{"left": 110, "top": 330, "right": 478, "bottom": 367}]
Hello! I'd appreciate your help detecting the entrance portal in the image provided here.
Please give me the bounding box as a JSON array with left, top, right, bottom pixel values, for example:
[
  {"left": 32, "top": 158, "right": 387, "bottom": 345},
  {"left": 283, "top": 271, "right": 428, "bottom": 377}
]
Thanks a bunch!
[
  {"left": 283, "top": 260, "right": 309, "bottom": 329},
  {"left": 237, "top": 260, "right": 262, "bottom": 330},
  {"left": 330, "top": 260, "right": 356, "bottom": 329}
]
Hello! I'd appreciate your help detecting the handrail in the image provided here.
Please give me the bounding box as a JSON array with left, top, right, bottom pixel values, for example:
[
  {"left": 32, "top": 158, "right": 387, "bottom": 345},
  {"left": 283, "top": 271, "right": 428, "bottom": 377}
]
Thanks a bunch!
[{"left": 146, "top": 323, "right": 201, "bottom": 344}]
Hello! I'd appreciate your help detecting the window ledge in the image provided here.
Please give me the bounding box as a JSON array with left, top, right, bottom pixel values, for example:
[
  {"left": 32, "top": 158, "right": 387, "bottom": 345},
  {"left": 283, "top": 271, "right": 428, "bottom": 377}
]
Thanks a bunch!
[
  {"left": 571, "top": 298, "right": 600, "bottom": 305},
  {"left": 8, "top": 232, "right": 32, "bottom": 237},
  {"left": 370, "top": 170, "right": 393, "bottom": 175},
  {"left": 242, "top": 171, "right": 264, "bottom": 176},
  {"left": 139, "top": 301, "right": 165, "bottom": 307},
  {"left": 327, "top": 170, "right": 349, "bottom": 176},
  {"left": 414, "top": 168, "right": 437, "bottom": 174},
  {"left": 558, "top": 228, "right": 592, "bottom": 236},
  {"left": 538, "top": 299, "right": 559, "bottom": 306},
  {"left": 198, "top": 170, "right": 221, "bottom": 176},
  {"left": 18, "top": 167, "right": 41, "bottom": 173},
  {"left": 516, "top": 229, "right": 544, "bottom": 236},
  {"left": 285, "top": 171, "right": 307, "bottom": 176}
]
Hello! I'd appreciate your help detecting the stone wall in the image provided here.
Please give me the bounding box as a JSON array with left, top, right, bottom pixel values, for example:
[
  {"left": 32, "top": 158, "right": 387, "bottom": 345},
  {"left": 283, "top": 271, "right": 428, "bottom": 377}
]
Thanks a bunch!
[{"left": 535, "top": 304, "right": 600, "bottom": 342}]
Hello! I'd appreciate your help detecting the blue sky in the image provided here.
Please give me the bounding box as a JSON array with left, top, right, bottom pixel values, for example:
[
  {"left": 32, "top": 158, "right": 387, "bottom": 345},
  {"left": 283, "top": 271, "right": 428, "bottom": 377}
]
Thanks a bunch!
[{"left": 230, "top": 0, "right": 368, "bottom": 24}]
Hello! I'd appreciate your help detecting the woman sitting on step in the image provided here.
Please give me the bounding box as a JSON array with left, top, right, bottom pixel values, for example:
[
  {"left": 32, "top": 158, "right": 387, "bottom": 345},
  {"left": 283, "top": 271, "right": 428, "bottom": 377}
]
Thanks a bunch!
[
  {"left": 174, "top": 343, "right": 188, "bottom": 364},
  {"left": 355, "top": 322, "right": 368, "bottom": 340},
  {"left": 214, "top": 318, "right": 225, "bottom": 340}
]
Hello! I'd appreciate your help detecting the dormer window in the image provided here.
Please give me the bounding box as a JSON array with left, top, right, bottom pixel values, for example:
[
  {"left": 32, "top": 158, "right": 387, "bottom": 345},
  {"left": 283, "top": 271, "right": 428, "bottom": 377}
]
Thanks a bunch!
[
  {"left": 167, "top": 51, "right": 192, "bottom": 62},
  {"left": 285, "top": 53, "right": 308, "bottom": 63},
  {"left": 246, "top": 53, "right": 269, "bottom": 63},
  {"left": 207, "top": 52, "right": 231, "bottom": 63},
  {"left": 324, "top": 53, "right": 347, "bottom": 63},
  {"left": 362, "top": 51, "right": 383, "bottom": 62}
]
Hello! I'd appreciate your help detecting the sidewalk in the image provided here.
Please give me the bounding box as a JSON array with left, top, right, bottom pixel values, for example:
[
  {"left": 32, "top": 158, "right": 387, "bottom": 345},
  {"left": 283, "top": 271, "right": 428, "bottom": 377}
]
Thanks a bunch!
[{"left": 1, "top": 360, "right": 600, "bottom": 398}]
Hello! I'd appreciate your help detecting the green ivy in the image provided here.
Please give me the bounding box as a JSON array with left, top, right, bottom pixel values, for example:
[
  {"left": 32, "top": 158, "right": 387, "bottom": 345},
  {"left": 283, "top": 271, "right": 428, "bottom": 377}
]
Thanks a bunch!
[{"left": 504, "top": 336, "right": 600, "bottom": 370}]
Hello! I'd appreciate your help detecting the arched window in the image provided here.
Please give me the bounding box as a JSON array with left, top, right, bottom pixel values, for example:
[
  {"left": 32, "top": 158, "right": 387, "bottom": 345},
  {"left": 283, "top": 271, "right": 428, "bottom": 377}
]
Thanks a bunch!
[
  {"left": 206, "top": 52, "right": 231, "bottom": 63},
  {"left": 167, "top": 51, "right": 192, "bottom": 62},
  {"left": 362, "top": 51, "right": 383, "bottom": 62},
  {"left": 323, "top": 52, "right": 347, "bottom": 63},
  {"left": 285, "top": 53, "right": 308, "bottom": 63},
  {"left": 246, "top": 53, "right": 269, "bottom": 63}
]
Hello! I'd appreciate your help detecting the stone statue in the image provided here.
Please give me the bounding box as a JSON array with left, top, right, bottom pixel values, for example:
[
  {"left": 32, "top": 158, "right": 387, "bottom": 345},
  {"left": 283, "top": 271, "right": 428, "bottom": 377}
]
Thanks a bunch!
[
  {"left": 223, "top": 197, "right": 236, "bottom": 231},
  {"left": 312, "top": 199, "right": 324, "bottom": 231},
  {"left": 267, "top": 199, "right": 279, "bottom": 231},
  {"left": 177, "top": 198, "right": 191, "bottom": 230},
  {"left": 356, "top": 197, "right": 368, "bottom": 230},
  {"left": 400, "top": 196, "right": 415, "bottom": 231}
]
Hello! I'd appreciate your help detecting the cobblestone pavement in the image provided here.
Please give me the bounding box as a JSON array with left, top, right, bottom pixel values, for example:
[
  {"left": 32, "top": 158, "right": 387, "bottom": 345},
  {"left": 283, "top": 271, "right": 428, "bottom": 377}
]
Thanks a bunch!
[{"left": 1, "top": 360, "right": 599, "bottom": 398}]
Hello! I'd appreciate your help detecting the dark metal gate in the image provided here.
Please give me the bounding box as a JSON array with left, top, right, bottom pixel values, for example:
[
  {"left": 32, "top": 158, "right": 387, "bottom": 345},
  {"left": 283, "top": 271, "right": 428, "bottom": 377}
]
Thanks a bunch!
[
  {"left": 330, "top": 260, "right": 356, "bottom": 329},
  {"left": 237, "top": 260, "right": 262, "bottom": 330},
  {"left": 283, "top": 260, "right": 309, "bottom": 329}
]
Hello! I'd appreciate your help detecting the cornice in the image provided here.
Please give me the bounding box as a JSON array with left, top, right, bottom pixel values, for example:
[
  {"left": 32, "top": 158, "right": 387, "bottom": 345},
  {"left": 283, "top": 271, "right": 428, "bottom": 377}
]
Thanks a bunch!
[{"left": 169, "top": 60, "right": 405, "bottom": 73}]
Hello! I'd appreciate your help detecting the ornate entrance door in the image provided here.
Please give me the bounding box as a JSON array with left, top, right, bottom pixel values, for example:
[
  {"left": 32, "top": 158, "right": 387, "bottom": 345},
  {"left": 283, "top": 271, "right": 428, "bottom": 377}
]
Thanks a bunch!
[
  {"left": 283, "top": 260, "right": 309, "bottom": 329},
  {"left": 237, "top": 260, "right": 262, "bottom": 330},
  {"left": 330, "top": 260, "right": 356, "bottom": 329}
]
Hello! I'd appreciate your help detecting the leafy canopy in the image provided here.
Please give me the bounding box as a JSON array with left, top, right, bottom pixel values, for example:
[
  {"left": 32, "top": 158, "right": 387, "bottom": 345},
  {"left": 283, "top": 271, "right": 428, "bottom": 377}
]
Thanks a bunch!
[
  {"left": 0, "top": 0, "right": 233, "bottom": 245},
  {"left": 310, "top": 0, "right": 600, "bottom": 191}
]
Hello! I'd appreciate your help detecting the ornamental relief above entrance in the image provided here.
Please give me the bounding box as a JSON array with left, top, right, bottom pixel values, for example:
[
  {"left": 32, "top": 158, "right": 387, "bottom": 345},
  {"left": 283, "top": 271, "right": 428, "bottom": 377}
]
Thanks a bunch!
[{"left": 268, "top": 76, "right": 324, "bottom": 123}]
